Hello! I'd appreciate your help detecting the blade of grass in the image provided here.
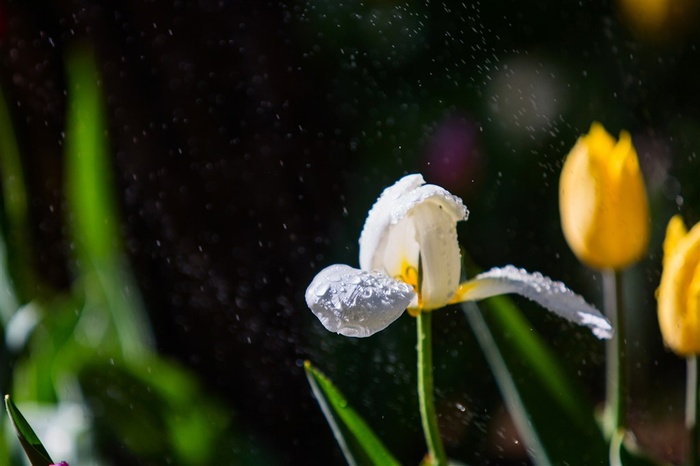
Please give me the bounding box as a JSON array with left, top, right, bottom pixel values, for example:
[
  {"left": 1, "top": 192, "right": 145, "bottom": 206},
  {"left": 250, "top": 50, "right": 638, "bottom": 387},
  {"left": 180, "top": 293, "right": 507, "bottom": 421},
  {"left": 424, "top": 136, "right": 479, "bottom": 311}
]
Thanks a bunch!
[
  {"left": 304, "top": 361, "right": 400, "bottom": 466},
  {"left": 463, "top": 299, "right": 608, "bottom": 465},
  {"left": 64, "top": 45, "right": 153, "bottom": 360},
  {"left": 0, "top": 82, "right": 32, "bottom": 315},
  {"left": 63, "top": 48, "right": 119, "bottom": 265},
  {"left": 4, "top": 395, "right": 53, "bottom": 466}
]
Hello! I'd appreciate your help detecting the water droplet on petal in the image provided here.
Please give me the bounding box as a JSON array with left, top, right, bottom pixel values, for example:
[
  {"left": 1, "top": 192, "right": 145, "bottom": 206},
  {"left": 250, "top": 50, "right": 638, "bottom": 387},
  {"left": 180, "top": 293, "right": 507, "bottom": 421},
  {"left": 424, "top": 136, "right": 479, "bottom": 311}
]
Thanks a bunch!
[{"left": 305, "top": 264, "right": 417, "bottom": 337}]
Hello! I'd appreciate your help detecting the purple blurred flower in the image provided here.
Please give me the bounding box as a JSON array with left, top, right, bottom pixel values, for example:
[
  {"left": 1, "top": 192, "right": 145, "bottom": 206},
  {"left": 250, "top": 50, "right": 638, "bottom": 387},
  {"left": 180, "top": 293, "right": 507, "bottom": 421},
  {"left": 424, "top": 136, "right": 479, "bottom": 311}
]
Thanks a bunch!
[
  {"left": 50, "top": 462, "right": 69, "bottom": 466},
  {"left": 424, "top": 117, "right": 482, "bottom": 194}
]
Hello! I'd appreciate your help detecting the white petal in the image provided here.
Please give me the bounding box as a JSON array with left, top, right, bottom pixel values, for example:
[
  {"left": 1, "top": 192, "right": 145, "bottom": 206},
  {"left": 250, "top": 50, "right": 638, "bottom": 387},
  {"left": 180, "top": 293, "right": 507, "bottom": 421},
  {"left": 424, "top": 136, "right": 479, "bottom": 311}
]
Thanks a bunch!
[
  {"left": 305, "top": 264, "right": 416, "bottom": 337},
  {"left": 381, "top": 214, "right": 420, "bottom": 278},
  {"left": 412, "top": 202, "right": 462, "bottom": 310},
  {"left": 359, "top": 174, "right": 468, "bottom": 273},
  {"left": 457, "top": 265, "right": 613, "bottom": 339},
  {"left": 391, "top": 183, "right": 468, "bottom": 226},
  {"left": 359, "top": 174, "right": 425, "bottom": 272}
]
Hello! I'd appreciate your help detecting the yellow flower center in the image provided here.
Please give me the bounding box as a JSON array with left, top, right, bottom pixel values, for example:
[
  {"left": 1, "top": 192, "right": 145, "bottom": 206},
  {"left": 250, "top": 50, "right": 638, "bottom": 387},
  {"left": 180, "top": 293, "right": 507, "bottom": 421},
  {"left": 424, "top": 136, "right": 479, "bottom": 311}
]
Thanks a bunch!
[
  {"left": 395, "top": 258, "right": 422, "bottom": 316},
  {"left": 449, "top": 282, "right": 478, "bottom": 304}
]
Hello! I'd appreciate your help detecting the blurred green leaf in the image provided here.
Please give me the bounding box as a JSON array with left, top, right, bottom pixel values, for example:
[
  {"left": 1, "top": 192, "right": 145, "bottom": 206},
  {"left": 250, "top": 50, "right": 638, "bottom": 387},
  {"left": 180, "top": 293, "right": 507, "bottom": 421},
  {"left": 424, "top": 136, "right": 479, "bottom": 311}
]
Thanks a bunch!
[
  {"left": 11, "top": 293, "right": 88, "bottom": 403},
  {"left": 0, "top": 84, "right": 26, "bottom": 247},
  {"left": 79, "top": 357, "right": 277, "bottom": 465},
  {"left": 64, "top": 48, "right": 119, "bottom": 265},
  {"left": 304, "top": 361, "right": 400, "bottom": 466},
  {"left": 64, "top": 45, "right": 153, "bottom": 360},
  {"left": 4, "top": 395, "right": 53, "bottom": 466},
  {"left": 0, "top": 83, "right": 44, "bottom": 466},
  {"left": 462, "top": 299, "right": 608, "bottom": 465},
  {"left": 0, "top": 421, "right": 12, "bottom": 466},
  {"left": 0, "top": 83, "right": 30, "bottom": 319}
]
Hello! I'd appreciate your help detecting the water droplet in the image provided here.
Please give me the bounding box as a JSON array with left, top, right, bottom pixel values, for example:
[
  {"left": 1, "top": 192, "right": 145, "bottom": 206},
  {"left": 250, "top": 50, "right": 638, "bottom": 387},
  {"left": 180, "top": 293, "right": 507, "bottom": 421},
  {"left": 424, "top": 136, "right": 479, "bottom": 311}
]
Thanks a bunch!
[{"left": 314, "top": 282, "right": 330, "bottom": 296}]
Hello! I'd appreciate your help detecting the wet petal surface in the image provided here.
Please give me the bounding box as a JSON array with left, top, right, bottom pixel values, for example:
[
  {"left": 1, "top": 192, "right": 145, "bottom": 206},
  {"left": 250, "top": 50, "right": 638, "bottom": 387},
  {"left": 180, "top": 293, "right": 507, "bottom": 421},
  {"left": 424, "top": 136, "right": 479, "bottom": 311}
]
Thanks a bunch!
[
  {"left": 456, "top": 265, "right": 613, "bottom": 339},
  {"left": 305, "top": 264, "right": 416, "bottom": 337}
]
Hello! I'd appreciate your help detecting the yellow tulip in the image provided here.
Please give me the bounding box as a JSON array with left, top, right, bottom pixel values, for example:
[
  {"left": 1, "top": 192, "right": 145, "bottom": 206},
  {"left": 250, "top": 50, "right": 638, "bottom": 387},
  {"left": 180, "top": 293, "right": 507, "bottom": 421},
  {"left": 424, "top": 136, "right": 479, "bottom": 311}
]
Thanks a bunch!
[
  {"left": 559, "top": 122, "right": 650, "bottom": 270},
  {"left": 657, "top": 216, "right": 700, "bottom": 355},
  {"left": 617, "top": 0, "right": 697, "bottom": 44}
]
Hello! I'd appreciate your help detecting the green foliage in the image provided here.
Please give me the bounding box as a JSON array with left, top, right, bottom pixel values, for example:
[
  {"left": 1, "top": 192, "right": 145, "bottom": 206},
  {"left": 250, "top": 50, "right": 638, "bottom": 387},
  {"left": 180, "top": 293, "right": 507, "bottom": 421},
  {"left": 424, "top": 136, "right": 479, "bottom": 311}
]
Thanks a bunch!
[
  {"left": 0, "top": 83, "right": 35, "bottom": 308},
  {"left": 79, "top": 358, "right": 277, "bottom": 465},
  {"left": 64, "top": 46, "right": 153, "bottom": 362},
  {"left": 304, "top": 361, "right": 401, "bottom": 466},
  {"left": 4, "top": 395, "right": 53, "bottom": 466},
  {"left": 0, "top": 45, "right": 274, "bottom": 465},
  {"left": 463, "top": 298, "right": 609, "bottom": 465}
]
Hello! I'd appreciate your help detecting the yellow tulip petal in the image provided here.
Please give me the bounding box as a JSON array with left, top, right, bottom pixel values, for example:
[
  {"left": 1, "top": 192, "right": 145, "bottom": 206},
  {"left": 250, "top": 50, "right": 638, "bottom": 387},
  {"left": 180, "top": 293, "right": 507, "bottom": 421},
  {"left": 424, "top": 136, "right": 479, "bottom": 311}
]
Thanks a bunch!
[
  {"left": 663, "top": 215, "right": 688, "bottom": 269},
  {"left": 658, "top": 219, "right": 700, "bottom": 355},
  {"left": 559, "top": 139, "right": 597, "bottom": 263},
  {"left": 611, "top": 132, "right": 649, "bottom": 264},
  {"left": 559, "top": 123, "right": 649, "bottom": 269},
  {"left": 584, "top": 122, "right": 616, "bottom": 161},
  {"left": 683, "top": 262, "right": 700, "bottom": 352},
  {"left": 609, "top": 130, "right": 634, "bottom": 175}
]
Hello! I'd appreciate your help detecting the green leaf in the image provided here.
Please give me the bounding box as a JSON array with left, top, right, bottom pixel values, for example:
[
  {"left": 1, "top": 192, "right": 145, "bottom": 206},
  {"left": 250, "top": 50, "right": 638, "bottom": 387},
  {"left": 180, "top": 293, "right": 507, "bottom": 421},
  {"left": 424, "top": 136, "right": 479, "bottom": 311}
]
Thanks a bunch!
[
  {"left": 78, "top": 358, "right": 278, "bottom": 465},
  {"left": 64, "top": 47, "right": 120, "bottom": 265},
  {"left": 4, "top": 395, "right": 53, "bottom": 466},
  {"left": 79, "top": 359, "right": 213, "bottom": 460},
  {"left": 304, "top": 361, "right": 400, "bottom": 466},
  {"left": 64, "top": 45, "right": 153, "bottom": 360},
  {"left": 0, "top": 82, "right": 33, "bottom": 315},
  {"left": 462, "top": 298, "right": 608, "bottom": 465}
]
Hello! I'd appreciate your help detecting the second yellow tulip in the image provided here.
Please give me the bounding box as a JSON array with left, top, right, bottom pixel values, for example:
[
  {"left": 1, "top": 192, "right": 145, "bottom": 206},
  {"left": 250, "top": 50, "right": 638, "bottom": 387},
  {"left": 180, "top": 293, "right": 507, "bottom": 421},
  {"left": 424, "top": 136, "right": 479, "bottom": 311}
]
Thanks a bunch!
[
  {"left": 559, "top": 122, "right": 650, "bottom": 270},
  {"left": 658, "top": 216, "right": 700, "bottom": 356}
]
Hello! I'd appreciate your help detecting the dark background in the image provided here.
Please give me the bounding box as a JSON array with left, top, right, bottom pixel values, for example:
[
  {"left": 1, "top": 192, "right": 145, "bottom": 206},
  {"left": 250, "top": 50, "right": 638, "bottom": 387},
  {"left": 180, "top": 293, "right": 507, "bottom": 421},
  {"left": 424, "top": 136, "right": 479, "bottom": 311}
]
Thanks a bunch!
[{"left": 1, "top": 0, "right": 700, "bottom": 464}]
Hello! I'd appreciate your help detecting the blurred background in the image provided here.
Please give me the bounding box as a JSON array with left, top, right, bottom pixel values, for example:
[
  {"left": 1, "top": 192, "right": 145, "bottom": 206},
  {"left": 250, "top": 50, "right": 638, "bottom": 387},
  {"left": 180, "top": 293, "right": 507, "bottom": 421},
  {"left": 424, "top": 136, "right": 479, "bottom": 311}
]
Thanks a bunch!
[{"left": 0, "top": 0, "right": 699, "bottom": 464}]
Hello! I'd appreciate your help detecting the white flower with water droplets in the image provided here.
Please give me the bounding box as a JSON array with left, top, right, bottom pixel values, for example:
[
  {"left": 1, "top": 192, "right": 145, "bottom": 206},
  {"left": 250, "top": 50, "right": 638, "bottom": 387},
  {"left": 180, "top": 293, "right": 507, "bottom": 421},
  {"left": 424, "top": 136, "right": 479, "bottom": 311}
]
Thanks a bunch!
[{"left": 306, "top": 174, "right": 613, "bottom": 339}]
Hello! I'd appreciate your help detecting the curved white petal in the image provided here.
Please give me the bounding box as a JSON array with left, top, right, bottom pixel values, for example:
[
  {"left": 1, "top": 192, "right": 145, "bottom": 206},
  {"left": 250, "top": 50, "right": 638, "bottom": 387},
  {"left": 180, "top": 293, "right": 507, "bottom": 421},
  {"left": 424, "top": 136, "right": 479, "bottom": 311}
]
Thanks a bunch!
[
  {"left": 456, "top": 265, "right": 613, "bottom": 339},
  {"left": 358, "top": 174, "right": 469, "bottom": 276},
  {"left": 359, "top": 174, "right": 425, "bottom": 272},
  {"left": 305, "top": 264, "right": 416, "bottom": 337},
  {"left": 392, "top": 183, "right": 468, "bottom": 226},
  {"left": 412, "top": 202, "right": 462, "bottom": 310},
  {"left": 381, "top": 214, "right": 420, "bottom": 279}
]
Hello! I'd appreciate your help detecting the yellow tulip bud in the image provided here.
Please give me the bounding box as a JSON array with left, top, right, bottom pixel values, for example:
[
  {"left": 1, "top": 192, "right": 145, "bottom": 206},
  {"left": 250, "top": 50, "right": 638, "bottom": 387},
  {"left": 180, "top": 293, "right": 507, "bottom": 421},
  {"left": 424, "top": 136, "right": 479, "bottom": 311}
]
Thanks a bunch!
[
  {"left": 657, "top": 216, "right": 700, "bottom": 356},
  {"left": 559, "top": 122, "right": 650, "bottom": 270},
  {"left": 617, "top": 0, "right": 697, "bottom": 44}
]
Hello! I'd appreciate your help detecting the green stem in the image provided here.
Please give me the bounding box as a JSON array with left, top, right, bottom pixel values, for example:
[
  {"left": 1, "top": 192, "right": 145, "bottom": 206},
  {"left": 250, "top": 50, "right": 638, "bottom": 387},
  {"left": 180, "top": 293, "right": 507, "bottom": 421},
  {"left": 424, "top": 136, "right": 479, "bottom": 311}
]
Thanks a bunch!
[
  {"left": 417, "top": 312, "right": 447, "bottom": 466},
  {"left": 687, "top": 356, "right": 699, "bottom": 466},
  {"left": 603, "top": 269, "right": 626, "bottom": 436}
]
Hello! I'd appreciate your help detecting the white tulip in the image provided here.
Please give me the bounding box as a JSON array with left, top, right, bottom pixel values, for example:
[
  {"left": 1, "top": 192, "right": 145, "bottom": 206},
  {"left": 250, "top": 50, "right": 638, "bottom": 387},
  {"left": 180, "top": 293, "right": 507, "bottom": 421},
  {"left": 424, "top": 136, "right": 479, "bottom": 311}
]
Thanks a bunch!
[{"left": 306, "top": 174, "right": 612, "bottom": 339}]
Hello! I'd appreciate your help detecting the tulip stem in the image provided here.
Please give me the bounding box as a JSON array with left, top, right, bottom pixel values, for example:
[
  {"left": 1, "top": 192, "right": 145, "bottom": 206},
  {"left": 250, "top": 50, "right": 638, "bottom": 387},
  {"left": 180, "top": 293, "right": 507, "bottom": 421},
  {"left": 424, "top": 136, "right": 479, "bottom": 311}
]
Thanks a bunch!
[
  {"left": 417, "top": 312, "right": 447, "bottom": 466},
  {"left": 687, "top": 356, "right": 699, "bottom": 466},
  {"left": 603, "top": 269, "right": 627, "bottom": 436}
]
